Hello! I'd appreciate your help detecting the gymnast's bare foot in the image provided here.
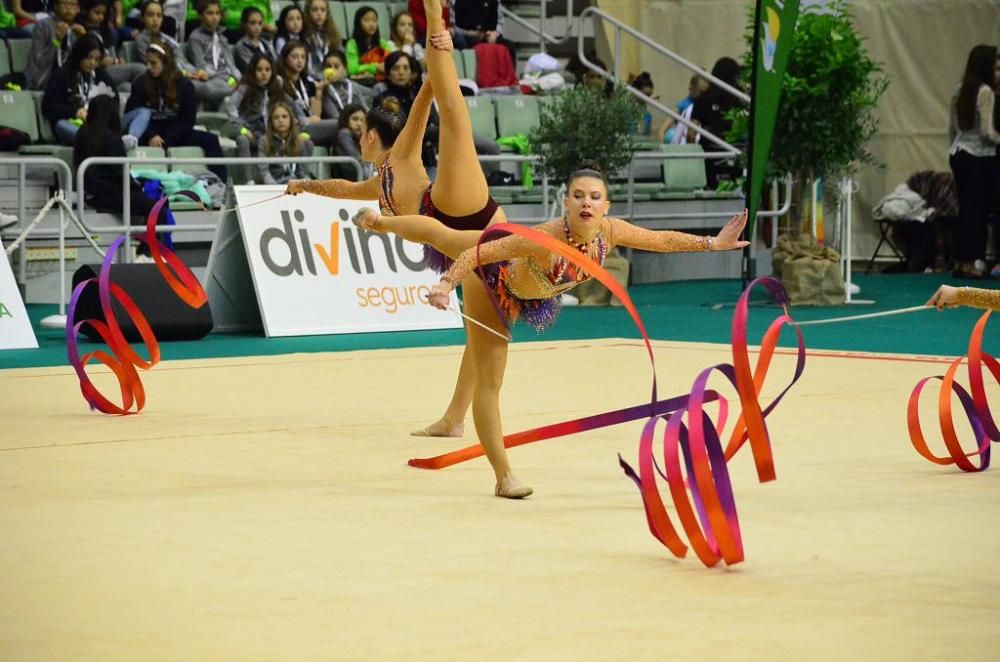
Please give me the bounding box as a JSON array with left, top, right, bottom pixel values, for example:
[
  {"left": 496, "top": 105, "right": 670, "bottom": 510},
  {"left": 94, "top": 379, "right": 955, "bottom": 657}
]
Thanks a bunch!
[
  {"left": 351, "top": 207, "right": 382, "bottom": 232},
  {"left": 411, "top": 419, "right": 464, "bottom": 437},
  {"left": 495, "top": 472, "right": 533, "bottom": 499}
]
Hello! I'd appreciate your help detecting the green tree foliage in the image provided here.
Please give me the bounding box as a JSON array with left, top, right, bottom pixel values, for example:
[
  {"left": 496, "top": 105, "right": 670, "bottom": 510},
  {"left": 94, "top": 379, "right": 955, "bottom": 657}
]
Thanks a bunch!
[
  {"left": 729, "top": 2, "right": 888, "bottom": 180},
  {"left": 530, "top": 84, "right": 645, "bottom": 185}
]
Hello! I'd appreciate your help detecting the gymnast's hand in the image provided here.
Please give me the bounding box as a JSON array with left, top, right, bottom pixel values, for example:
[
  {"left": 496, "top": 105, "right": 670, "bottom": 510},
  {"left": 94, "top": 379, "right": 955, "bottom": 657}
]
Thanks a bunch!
[
  {"left": 927, "top": 285, "right": 960, "bottom": 310},
  {"left": 712, "top": 209, "right": 751, "bottom": 250},
  {"left": 427, "top": 281, "right": 452, "bottom": 310},
  {"left": 429, "top": 30, "right": 454, "bottom": 52},
  {"left": 285, "top": 180, "right": 307, "bottom": 195}
]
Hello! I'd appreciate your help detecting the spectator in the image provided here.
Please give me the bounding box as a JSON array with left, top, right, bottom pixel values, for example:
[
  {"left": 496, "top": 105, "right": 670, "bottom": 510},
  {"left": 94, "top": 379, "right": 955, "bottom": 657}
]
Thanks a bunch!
[
  {"left": 658, "top": 73, "right": 708, "bottom": 144},
  {"left": 124, "top": 40, "right": 228, "bottom": 181},
  {"left": 949, "top": 44, "right": 1000, "bottom": 278},
  {"left": 689, "top": 56, "right": 743, "bottom": 188},
  {"left": 278, "top": 40, "right": 338, "bottom": 147},
  {"left": 452, "top": 0, "right": 515, "bottom": 68},
  {"left": 77, "top": 0, "right": 143, "bottom": 87},
  {"left": 24, "top": 0, "right": 87, "bottom": 90},
  {"left": 333, "top": 101, "right": 366, "bottom": 165},
  {"left": 257, "top": 100, "right": 313, "bottom": 184},
  {"left": 628, "top": 71, "right": 656, "bottom": 137},
  {"left": 320, "top": 49, "right": 373, "bottom": 126},
  {"left": 371, "top": 50, "right": 421, "bottom": 114},
  {"left": 226, "top": 51, "right": 284, "bottom": 182},
  {"left": 390, "top": 11, "right": 424, "bottom": 64},
  {"left": 233, "top": 6, "right": 275, "bottom": 74},
  {"left": 186, "top": 0, "right": 239, "bottom": 106},
  {"left": 346, "top": 5, "right": 394, "bottom": 86},
  {"left": 302, "top": 0, "right": 342, "bottom": 80},
  {"left": 272, "top": 3, "right": 302, "bottom": 55},
  {"left": 408, "top": 0, "right": 464, "bottom": 48},
  {"left": 73, "top": 94, "right": 168, "bottom": 256},
  {"left": 42, "top": 35, "right": 114, "bottom": 144},
  {"left": 11, "top": 0, "right": 50, "bottom": 31}
]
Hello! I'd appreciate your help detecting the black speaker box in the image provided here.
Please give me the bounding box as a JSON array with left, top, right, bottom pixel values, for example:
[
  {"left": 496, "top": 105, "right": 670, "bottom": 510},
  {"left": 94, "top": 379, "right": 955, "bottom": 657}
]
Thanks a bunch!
[{"left": 71, "top": 264, "right": 214, "bottom": 342}]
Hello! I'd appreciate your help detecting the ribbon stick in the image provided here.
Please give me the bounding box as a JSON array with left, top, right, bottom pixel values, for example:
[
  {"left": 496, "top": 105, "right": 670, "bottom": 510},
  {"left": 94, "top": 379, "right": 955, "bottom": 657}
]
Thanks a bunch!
[
  {"left": 66, "top": 197, "right": 208, "bottom": 414},
  {"left": 408, "top": 222, "right": 805, "bottom": 567},
  {"left": 908, "top": 310, "right": 998, "bottom": 471}
]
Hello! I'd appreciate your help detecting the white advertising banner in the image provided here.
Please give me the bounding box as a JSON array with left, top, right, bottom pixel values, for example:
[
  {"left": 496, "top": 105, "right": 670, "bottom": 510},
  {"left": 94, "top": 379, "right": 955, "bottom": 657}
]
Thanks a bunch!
[
  {"left": 234, "top": 185, "right": 463, "bottom": 337},
  {"left": 0, "top": 238, "right": 38, "bottom": 350}
]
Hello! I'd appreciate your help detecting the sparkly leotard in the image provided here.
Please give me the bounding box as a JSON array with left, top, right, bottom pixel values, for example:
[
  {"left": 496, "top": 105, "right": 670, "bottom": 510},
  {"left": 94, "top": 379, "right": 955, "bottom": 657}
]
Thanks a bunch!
[
  {"left": 955, "top": 287, "right": 1000, "bottom": 310},
  {"left": 443, "top": 217, "right": 711, "bottom": 331}
]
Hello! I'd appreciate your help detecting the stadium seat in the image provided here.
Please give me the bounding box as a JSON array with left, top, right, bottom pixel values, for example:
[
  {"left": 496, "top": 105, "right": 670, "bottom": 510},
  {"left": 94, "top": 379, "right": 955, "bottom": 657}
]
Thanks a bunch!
[
  {"left": 494, "top": 95, "right": 539, "bottom": 139},
  {"left": 653, "top": 143, "right": 706, "bottom": 200},
  {"left": 121, "top": 40, "right": 139, "bottom": 64},
  {"left": 387, "top": 2, "right": 408, "bottom": 21},
  {"left": 128, "top": 145, "right": 167, "bottom": 172},
  {"left": 0, "top": 90, "right": 39, "bottom": 142},
  {"left": 6, "top": 38, "right": 30, "bottom": 73},
  {"left": 460, "top": 49, "right": 476, "bottom": 83},
  {"left": 0, "top": 39, "right": 11, "bottom": 78},
  {"left": 450, "top": 49, "right": 464, "bottom": 78},
  {"left": 465, "top": 96, "right": 497, "bottom": 140},
  {"left": 166, "top": 145, "right": 205, "bottom": 174},
  {"left": 308, "top": 145, "right": 329, "bottom": 179},
  {"left": 327, "top": 1, "right": 348, "bottom": 40}
]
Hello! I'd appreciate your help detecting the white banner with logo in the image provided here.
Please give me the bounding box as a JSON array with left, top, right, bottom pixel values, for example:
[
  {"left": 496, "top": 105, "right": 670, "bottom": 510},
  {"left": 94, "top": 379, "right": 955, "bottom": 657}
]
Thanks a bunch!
[
  {"left": 0, "top": 238, "right": 38, "bottom": 350},
  {"left": 235, "top": 185, "right": 463, "bottom": 337}
]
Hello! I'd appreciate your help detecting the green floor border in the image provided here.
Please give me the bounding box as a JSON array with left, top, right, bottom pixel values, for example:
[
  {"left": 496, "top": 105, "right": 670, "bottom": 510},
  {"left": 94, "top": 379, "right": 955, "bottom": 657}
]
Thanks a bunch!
[{"left": 1, "top": 274, "right": 995, "bottom": 371}]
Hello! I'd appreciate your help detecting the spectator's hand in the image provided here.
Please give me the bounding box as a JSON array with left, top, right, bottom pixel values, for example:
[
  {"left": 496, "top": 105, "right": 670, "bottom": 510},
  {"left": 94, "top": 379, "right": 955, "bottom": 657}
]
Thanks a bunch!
[
  {"left": 285, "top": 179, "right": 307, "bottom": 196},
  {"left": 429, "top": 30, "right": 453, "bottom": 52},
  {"left": 75, "top": 107, "right": 87, "bottom": 120},
  {"left": 427, "top": 281, "right": 452, "bottom": 310},
  {"left": 149, "top": 135, "right": 165, "bottom": 148},
  {"left": 71, "top": 24, "right": 87, "bottom": 37},
  {"left": 54, "top": 20, "right": 69, "bottom": 39},
  {"left": 196, "top": 70, "right": 209, "bottom": 81},
  {"left": 102, "top": 55, "right": 115, "bottom": 67},
  {"left": 712, "top": 209, "right": 750, "bottom": 250},
  {"left": 314, "top": 77, "right": 328, "bottom": 92},
  {"left": 927, "top": 285, "right": 961, "bottom": 310},
  {"left": 485, "top": 30, "right": 499, "bottom": 44}
]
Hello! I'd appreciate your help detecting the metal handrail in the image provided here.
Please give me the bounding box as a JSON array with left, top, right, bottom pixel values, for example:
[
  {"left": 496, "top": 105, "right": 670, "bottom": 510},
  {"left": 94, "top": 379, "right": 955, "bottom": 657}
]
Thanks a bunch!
[
  {"left": 577, "top": 6, "right": 748, "bottom": 155},
  {"left": 499, "top": 0, "right": 576, "bottom": 53}
]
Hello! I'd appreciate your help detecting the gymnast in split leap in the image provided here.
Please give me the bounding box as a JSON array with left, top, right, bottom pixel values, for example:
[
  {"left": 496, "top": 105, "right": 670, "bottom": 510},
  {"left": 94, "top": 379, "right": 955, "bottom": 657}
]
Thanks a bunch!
[
  {"left": 352, "top": 166, "right": 750, "bottom": 498},
  {"left": 286, "top": 1, "right": 502, "bottom": 440}
]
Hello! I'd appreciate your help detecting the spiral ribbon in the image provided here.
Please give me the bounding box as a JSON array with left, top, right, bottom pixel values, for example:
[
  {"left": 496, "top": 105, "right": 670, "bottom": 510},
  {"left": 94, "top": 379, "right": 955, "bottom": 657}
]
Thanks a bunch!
[
  {"left": 408, "top": 224, "right": 806, "bottom": 566},
  {"left": 66, "top": 197, "right": 208, "bottom": 415},
  {"left": 908, "top": 310, "right": 998, "bottom": 471}
]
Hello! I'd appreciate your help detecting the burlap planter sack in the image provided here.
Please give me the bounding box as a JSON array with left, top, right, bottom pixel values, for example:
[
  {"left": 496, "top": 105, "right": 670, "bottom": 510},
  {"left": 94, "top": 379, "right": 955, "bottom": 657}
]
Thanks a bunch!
[{"left": 773, "top": 234, "right": 846, "bottom": 306}]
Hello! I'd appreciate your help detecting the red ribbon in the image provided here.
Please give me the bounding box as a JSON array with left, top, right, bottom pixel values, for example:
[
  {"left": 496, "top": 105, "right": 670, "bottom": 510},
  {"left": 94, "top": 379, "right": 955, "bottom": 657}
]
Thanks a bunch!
[
  {"left": 66, "top": 198, "right": 208, "bottom": 414},
  {"left": 908, "top": 310, "right": 997, "bottom": 471}
]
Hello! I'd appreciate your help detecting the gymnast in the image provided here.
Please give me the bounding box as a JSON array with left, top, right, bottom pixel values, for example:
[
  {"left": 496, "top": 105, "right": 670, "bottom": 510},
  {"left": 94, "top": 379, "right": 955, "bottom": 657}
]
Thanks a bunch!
[
  {"left": 351, "top": 167, "right": 750, "bottom": 498},
  {"left": 928, "top": 285, "right": 1000, "bottom": 310},
  {"left": 286, "top": 1, "right": 501, "bottom": 440}
]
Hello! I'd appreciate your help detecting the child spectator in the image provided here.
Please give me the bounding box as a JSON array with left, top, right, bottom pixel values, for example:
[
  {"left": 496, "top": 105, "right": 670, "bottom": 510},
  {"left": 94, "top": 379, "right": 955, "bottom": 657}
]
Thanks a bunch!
[
  {"left": 186, "top": 0, "right": 239, "bottom": 106},
  {"left": 320, "top": 49, "right": 373, "bottom": 126},
  {"left": 226, "top": 52, "right": 284, "bottom": 181},
  {"left": 124, "top": 41, "right": 228, "bottom": 181},
  {"left": 133, "top": 0, "right": 209, "bottom": 94},
  {"left": 11, "top": 0, "right": 50, "bottom": 31},
  {"left": 390, "top": 11, "right": 423, "bottom": 64},
  {"left": 658, "top": 74, "right": 708, "bottom": 144},
  {"left": 272, "top": 3, "right": 302, "bottom": 56},
  {"left": 627, "top": 71, "right": 656, "bottom": 137},
  {"left": 345, "top": 5, "right": 394, "bottom": 85},
  {"left": 257, "top": 100, "right": 312, "bottom": 184},
  {"left": 25, "top": 0, "right": 88, "bottom": 90},
  {"left": 452, "top": 0, "right": 515, "bottom": 66},
  {"left": 302, "top": 0, "right": 342, "bottom": 80},
  {"left": 77, "top": 0, "right": 143, "bottom": 86},
  {"left": 278, "top": 40, "right": 338, "bottom": 147},
  {"left": 42, "top": 35, "right": 115, "bottom": 144},
  {"left": 233, "top": 5, "right": 275, "bottom": 74},
  {"left": 73, "top": 94, "right": 168, "bottom": 255}
]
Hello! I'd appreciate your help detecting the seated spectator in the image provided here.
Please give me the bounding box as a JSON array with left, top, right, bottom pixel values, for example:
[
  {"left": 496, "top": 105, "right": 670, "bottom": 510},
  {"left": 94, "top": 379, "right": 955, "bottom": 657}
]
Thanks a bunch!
[
  {"left": 278, "top": 40, "right": 338, "bottom": 147},
  {"left": 320, "top": 49, "right": 373, "bottom": 126},
  {"left": 658, "top": 74, "right": 708, "bottom": 144},
  {"left": 408, "top": 0, "right": 464, "bottom": 48},
  {"left": 124, "top": 40, "right": 228, "bottom": 181},
  {"left": 25, "top": 0, "right": 87, "bottom": 90},
  {"left": 371, "top": 50, "right": 421, "bottom": 115},
  {"left": 186, "top": 0, "right": 239, "bottom": 106},
  {"left": 256, "top": 100, "right": 313, "bottom": 184},
  {"left": 233, "top": 6, "right": 275, "bottom": 73},
  {"left": 452, "top": 0, "right": 515, "bottom": 68},
  {"left": 219, "top": 0, "right": 272, "bottom": 42},
  {"left": 689, "top": 56, "right": 743, "bottom": 188},
  {"left": 42, "top": 35, "right": 115, "bottom": 145},
  {"left": 302, "top": 0, "right": 342, "bottom": 80},
  {"left": 73, "top": 93, "right": 168, "bottom": 255},
  {"left": 390, "top": 11, "right": 424, "bottom": 64},
  {"left": 627, "top": 71, "right": 656, "bottom": 137},
  {"left": 11, "top": 0, "right": 50, "bottom": 32},
  {"left": 272, "top": 3, "right": 302, "bottom": 55},
  {"left": 333, "top": 101, "right": 365, "bottom": 163},
  {"left": 77, "top": 0, "right": 143, "bottom": 87},
  {"left": 345, "top": 4, "right": 394, "bottom": 86},
  {"left": 226, "top": 52, "right": 284, "bottom": 182},
  {"left": 1, "top": 0, "right": 32, "bottom": 36}
]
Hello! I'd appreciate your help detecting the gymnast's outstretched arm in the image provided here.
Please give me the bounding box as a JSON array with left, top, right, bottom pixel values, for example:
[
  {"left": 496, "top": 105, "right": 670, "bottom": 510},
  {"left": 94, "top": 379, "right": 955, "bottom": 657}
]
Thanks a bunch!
[
  {"left": 287, "top": 175, "right": 381, "bottom": 201},
  {"left": 607, "top": 210, "right": 749, "bottom": 253},
  {"left": 439, "top": 234, "right": 551, "bottom": 288}
]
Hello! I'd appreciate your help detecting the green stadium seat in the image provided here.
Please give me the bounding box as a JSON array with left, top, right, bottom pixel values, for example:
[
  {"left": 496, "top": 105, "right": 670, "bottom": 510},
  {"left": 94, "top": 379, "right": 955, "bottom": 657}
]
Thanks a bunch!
[
  {"left": 450, "top": 49, "right": 464, "bottom": 77},
  {"left": 465, "top": 96, "right": 497, "bottom": 140},
  {"left": 328, "top": 1, "right": 348, "bottom": 40},
  {"left": 460, "top": 49, "right": 476, "bottom": 82},
  {"left": 494, "top": 95, "right": 539, "bottom": 139},
  {"left": 652, "top": 143, "right": 706, "bottom": 199},
  {"left": 128, "top": 146, "right": 167, "bottom": 172},
  {"left": 0, "top": 39, "right": 11, "bottom": 78},
  {"left": 122, "top": 40, "right": 140, "bottom": 64},
  {"left": 7, "top": 38, "right": 30, "bottom": 73},
  {"left": 0, "top": 90, "right": 39, "bottom": 142},
  {"left": 308, "top": 145, "right": 329, "bottom": 179},
  {"left": 166, "top": 145, "right": 206, "bottom": 175}
]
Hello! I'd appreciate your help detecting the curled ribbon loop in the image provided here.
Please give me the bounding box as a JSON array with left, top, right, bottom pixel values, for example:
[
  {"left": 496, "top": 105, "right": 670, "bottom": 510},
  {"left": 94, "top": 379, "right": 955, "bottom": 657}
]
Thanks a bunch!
[
  {"left": 908, "top": 310, "right": 997, "bottom": 471},
  {"left": 66, "top": 197, "right": 208, "bottom": 414},
  {"left": 409, "top": 225, "right": 805, "bottom": 567}
]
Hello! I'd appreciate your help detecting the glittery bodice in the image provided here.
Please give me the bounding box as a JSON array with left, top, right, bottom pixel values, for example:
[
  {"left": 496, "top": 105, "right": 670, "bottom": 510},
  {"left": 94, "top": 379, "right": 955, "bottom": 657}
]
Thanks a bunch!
[{"left": 376, "top": 157, "right": 402, "bottom": 216}]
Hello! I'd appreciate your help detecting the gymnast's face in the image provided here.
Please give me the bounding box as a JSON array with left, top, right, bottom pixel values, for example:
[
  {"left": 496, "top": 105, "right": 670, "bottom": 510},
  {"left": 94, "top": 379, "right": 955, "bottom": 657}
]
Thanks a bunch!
[
  {"left": 359, "top": 119, "right": 382, "bottom": 160},
  {"left": 564, "top": 176, "right": 610, "bottom": 233}
]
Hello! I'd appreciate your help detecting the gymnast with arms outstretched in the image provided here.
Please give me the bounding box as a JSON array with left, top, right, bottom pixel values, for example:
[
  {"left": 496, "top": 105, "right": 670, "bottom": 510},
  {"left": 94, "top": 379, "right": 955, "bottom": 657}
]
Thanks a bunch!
[
  {"left": 286, "top": 2, "right": 506, "bottom": 440},
  {"left": 352, "top": 166, "right": 750, "bottom": 498}
]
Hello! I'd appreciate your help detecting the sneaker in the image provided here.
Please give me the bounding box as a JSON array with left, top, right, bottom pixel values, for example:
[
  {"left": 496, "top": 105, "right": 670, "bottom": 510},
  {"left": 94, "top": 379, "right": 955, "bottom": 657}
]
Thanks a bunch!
[{"left": 122, "top": 135, "right": 138, "bottom": 151}]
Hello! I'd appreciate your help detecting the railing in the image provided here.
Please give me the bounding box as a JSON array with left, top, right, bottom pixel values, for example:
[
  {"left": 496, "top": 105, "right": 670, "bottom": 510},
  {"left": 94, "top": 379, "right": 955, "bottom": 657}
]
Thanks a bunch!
[
  {"left": 499, "top": 0, "right": 576, "bottom": 54},
  {"left": 578, "top": 6, "right": 747, "bottom": 156}
]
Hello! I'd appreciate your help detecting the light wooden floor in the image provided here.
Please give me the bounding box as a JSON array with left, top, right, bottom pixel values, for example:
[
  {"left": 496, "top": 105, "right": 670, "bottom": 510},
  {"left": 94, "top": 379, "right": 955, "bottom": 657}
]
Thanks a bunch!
[{"left": 2, "top": 339, "right": 998, "bottom": 661}]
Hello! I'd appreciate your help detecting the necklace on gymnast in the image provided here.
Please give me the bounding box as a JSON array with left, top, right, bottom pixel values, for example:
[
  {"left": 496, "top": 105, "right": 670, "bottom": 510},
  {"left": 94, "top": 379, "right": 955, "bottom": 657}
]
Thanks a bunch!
[{"left": 554, "top": 219, "right": 607, "bottom": 282}]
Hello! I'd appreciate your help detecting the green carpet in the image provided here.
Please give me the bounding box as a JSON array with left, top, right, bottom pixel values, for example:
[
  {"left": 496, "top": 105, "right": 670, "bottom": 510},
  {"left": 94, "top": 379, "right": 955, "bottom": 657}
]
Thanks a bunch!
[{"left": 1, "top": 274, "right": 995, "bottom": 370}]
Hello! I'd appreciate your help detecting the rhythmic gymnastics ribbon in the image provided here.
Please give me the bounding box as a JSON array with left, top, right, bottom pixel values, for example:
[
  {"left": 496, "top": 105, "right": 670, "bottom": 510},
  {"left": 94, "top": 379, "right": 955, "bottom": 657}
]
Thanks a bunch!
[
  {"left": 908, "top": 310, "right": 998, "bottom": 471},
  {"left": 408, "top": 224, "right": 806, "bottom": 567},
  {"left": 66, "top": 197, "right": 208, "bottom": 414}
]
